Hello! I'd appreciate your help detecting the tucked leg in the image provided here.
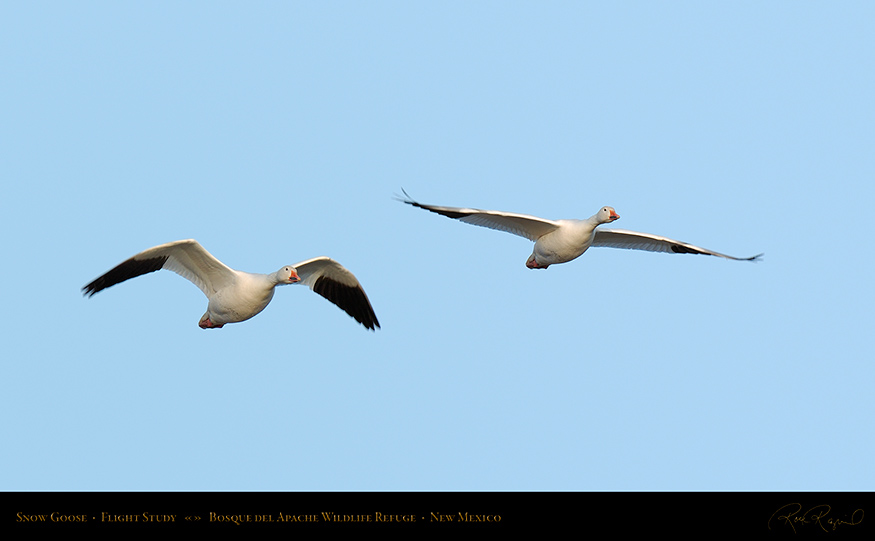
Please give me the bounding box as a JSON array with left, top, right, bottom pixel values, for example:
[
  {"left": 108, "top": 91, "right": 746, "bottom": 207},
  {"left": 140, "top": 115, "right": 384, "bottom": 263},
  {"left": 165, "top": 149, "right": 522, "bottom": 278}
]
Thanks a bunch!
[
  {"left": 526, "top": 254, "right": 549, "bottom": 269},
  {"left": 199, "top": 314, "right": 225, "bottom": 329}
]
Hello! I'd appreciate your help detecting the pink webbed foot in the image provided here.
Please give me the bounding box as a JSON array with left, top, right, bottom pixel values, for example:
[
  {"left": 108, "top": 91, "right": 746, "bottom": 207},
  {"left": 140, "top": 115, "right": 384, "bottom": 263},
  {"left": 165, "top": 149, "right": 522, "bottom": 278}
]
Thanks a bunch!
[
  {"left": 526, "top": 256, "right": 549, "bottom": 269},
  {"left": 199, "top": 317, "right": 225, "bottom": 329}
]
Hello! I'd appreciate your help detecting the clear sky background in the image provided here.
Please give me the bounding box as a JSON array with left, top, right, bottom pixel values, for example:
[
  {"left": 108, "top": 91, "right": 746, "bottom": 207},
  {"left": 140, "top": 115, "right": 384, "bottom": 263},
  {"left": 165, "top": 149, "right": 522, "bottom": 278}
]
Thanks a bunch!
[{"left": 2, "top": 2, "right": 872, "bottom": 491}]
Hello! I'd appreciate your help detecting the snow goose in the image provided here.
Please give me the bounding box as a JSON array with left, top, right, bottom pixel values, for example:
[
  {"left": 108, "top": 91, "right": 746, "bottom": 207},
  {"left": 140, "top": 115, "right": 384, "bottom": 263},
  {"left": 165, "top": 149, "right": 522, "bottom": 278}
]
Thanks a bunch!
[
  {"left": 398, "top": 191, "right": 762, "bottom": 268},
  {"left": 82, "top": 240, "right": 380, "bottom": 330}
]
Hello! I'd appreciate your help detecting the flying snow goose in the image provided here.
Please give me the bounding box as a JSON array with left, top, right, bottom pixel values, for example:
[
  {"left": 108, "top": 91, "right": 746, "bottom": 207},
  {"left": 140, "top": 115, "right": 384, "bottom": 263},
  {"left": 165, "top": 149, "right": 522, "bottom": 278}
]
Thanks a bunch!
[
  {"left": 82, "top": 239, "right": 380, "bottom": 330},
  {"left": 399, "top": 191, "right": 762, "bottom": 268}
]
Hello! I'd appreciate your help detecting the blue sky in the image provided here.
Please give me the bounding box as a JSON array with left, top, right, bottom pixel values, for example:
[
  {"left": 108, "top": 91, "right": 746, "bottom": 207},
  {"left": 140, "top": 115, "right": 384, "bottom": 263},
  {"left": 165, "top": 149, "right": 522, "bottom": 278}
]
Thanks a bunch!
[{"left": 2, "top": 2, "right": 872, "bottom": 490}]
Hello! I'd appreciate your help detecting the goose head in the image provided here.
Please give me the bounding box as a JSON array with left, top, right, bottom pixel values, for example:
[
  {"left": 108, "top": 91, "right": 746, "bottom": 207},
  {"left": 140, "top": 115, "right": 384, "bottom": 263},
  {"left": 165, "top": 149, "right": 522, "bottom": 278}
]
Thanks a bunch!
[
  {"left": 596, "top": 206, "right": 620, "bottom": 224},
  {"left": 276, "top": 266, "right": 301, "bottom": 285}
]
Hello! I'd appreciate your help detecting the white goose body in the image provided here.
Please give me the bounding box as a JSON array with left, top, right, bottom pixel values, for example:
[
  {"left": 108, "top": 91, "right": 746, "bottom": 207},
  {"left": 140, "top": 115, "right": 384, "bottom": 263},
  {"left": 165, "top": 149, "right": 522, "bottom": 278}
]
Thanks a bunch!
[
  {"left": 83, "top": 239, "right": 380, "bottom": 330},
  {"left": 204, "top": 271, "right": 278, "bottom": 327},
  {"left": 399, "top": 192, "right": 761, "bottom": 268},
  {"left": 528, "top": 218, "right": 603, "bottom": 268}
]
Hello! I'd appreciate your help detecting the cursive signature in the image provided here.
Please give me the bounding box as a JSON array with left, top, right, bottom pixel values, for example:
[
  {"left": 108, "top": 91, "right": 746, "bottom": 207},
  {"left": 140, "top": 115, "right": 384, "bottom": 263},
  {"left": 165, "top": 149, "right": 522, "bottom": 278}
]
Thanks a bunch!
[{"left": 768, "top": 503, "right": 864, "bottom": 533}]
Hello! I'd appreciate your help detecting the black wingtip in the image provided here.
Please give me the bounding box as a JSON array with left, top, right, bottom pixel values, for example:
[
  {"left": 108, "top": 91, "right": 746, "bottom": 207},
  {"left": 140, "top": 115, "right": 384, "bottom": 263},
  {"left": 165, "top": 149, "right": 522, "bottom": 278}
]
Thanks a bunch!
[
  {"left": 670, "top": 244, "right": 705, "bottom": 255},
  {"left": 669, "top": 243, "right": 764, "bottom": 262},
  {"left": 81, "top": 255, "right": 170, "bottom": 298},
  {"left": 396, "top": 189, "right": 473, "bottom": 220},
  {"left": 393, "top": 187, "right": 415, "bottom": 205},
  {"left": 312, "top": 275, "right": 381, "bottom": 331}
]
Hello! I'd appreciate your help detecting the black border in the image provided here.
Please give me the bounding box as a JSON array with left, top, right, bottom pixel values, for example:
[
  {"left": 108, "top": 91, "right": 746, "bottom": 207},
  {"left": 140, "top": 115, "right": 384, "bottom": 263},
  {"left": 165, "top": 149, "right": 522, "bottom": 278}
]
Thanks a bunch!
[{"left": 6, "top": 492, "right": 872, "bottom": 536}]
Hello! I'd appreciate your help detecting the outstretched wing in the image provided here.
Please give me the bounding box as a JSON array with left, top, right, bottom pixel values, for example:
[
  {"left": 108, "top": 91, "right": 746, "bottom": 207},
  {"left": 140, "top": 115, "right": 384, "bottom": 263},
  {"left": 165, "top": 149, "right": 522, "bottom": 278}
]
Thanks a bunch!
[
  {"left": 398, "top": 190, "right": 559, "bottom": 241},
  {"left": 593, "top": 229, "right": 763, "bottom": 261},
  {"left": 293, "top": 257, "right": 380, "bottom": 331},
  {"left": 82, "top": 239, "right": 239, "bottom": 298}
]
